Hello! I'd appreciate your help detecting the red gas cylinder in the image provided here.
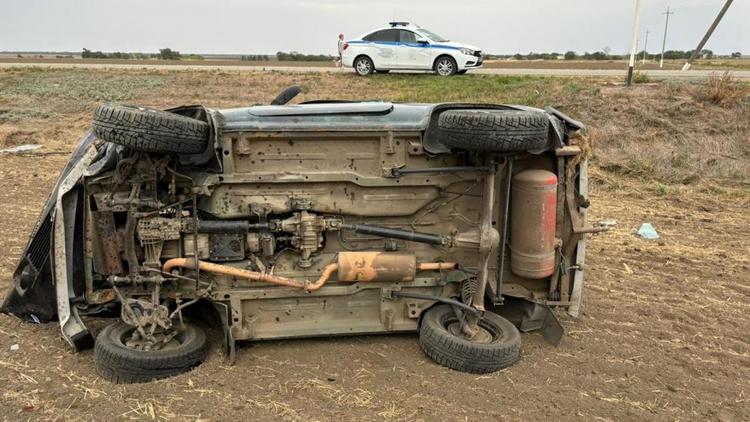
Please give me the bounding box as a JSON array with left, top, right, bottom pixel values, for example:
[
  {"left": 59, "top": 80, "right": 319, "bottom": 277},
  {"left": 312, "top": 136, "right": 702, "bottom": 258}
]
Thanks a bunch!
[{"left": 509, "top": 169, "right": 558, "bottom": 279}]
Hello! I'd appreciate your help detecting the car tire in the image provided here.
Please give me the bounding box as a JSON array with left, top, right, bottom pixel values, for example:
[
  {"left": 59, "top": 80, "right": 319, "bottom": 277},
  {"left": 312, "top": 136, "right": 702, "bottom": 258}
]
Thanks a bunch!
[
  {"left": 437, "top": 109, "right": 549, "bottom": 152},
  {"left": 419, "top": 305, "right": 521, "bottom": 374},
  {"left": 354, "top": 56, "right": 374, "bottom": 76},
  {"left": 92, "top": 104, "right": 210, "bottom": 154},
  {"left": 434, "top": 56, "right": 457, "bottom": 76},
  {"left": 94, "top": 321, "right": 208, "bottom": 384}
]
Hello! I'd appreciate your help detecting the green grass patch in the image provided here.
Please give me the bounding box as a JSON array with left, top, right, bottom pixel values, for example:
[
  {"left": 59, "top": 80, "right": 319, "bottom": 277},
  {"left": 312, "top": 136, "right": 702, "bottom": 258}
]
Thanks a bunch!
[
  {"left": 654, "top": 182, "right": 669, "bottom": 196},
  {"left": 359, "top": 74, "right": 568, "bottom": 106}
]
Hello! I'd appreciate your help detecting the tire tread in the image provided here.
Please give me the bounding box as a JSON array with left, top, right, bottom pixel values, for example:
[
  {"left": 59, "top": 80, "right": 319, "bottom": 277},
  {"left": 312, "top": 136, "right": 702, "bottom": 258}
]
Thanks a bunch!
[
  {"left": 437, "top": 109, "right": 549, "bottom": 152},
  {"left": 92, "top": 104, "right": 209, "bottom": 154},
  {"left": 419, "top": 305, "right": 521, "bottom": 374}
]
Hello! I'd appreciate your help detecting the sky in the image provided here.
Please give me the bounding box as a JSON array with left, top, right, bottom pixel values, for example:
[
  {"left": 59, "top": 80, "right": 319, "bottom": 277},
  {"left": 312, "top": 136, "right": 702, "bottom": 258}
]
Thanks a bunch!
[{"left": 1, "top": 0, "right": 747, "bottom": 55}]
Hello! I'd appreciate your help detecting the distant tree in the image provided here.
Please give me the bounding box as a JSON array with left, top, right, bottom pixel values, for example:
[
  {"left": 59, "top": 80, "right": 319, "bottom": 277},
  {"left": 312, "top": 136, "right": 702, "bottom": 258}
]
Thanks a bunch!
[
  {"left": 564, "top": 51, "right": 577, "bottom": 60},
  {"left": 699, "top": 49, "right": 714, "bottom": 59},
  {"left": 582, "top": 51, "right": 608, "bottom": 60},
  {"left": 242, "top": 55, "right": 273, "bottom": 61},
  {"left": 603, "top": 46, "right": 611, "bottom": 58},
  {"left": 82, "top": 48, "right": 107, "bottom": 59},
  {"left": 662, "top": 50, "right": 691, "bottom": 60},
  {"left": 159, "top": 48, "right": 181, "bottom": 60},
  {"left": 731, "top": 51, "right": 742, "bottom": 58},
  {"left": 275, "top": 51, "right": 335, "bottom": 61},
  {"left": 636, "top": 50, "right": 657, "bottom": 61},
  {"left": 108, "top": 51, "right": 132, "bottom": 59}
]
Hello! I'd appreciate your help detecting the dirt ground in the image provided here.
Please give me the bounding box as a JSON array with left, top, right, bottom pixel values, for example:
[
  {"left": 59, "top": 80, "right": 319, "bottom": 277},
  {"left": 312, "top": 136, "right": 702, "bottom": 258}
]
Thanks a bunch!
[{"left": 0, "top": 69, "right": 748, "bottom": 421}]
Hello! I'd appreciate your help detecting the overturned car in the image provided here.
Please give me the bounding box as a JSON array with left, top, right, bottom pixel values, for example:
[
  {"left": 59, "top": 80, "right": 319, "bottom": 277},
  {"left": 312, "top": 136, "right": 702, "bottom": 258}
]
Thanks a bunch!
[{"left": 2, "top": 87, "right": 602, "bottom": 383}]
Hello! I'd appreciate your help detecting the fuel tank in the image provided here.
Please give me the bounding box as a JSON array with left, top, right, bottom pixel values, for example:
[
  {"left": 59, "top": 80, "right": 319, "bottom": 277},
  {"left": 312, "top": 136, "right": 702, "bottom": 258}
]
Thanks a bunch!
[{"left": 510, "top": 169, "right": 558, "bottom": 279}]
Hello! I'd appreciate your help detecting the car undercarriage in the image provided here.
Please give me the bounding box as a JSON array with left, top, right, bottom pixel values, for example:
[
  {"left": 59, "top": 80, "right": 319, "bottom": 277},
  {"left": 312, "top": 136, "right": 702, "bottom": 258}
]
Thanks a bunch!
[{"left": 1, "top": 88, "right": 604, "bottom": 382}]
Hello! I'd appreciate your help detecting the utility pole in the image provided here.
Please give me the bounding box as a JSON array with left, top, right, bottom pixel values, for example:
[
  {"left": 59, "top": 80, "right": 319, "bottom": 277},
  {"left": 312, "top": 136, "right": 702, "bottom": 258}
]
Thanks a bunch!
[
  {"left": 641, "top": 30, "right": 649, "bottom": 64},
  {"left": 626, "top": 0, "right": 642, "bottom": 86},
  {"left": 682, "top": 0, "right": 734, "bottom": 70},
  {"left": 659, "top": 7, "right": 674, "bottom": 69}
]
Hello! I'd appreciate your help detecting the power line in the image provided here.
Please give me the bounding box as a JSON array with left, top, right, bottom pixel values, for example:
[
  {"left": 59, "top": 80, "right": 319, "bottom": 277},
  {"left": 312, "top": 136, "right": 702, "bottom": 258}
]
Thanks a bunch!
[
  {"left": 659, "top": 6, "right": 674, "bottom": 69},
  {"left": 682, "top": 0, "right": 734, "bottom": 70},
  {"left": 626, "top": 0, "right": 642, "bottom": 86}
]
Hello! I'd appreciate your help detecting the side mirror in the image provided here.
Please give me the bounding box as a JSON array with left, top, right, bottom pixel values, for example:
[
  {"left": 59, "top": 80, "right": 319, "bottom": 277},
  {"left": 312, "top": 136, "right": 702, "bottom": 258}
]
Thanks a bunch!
[{"left": 416, "top": 37, "right": 429, "bottom": 44}]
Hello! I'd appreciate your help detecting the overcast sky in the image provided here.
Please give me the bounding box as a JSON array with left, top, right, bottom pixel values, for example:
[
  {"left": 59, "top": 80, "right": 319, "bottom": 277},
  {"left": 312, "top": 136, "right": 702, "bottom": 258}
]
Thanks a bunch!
[{"left": 2, "top": 0, "right": 747, "bottom": 55}]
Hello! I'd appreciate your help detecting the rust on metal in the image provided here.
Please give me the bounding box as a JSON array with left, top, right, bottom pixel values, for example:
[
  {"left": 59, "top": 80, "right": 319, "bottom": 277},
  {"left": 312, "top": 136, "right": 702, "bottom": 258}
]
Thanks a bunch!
[
  {"left": 336, "top": 252, "right": 455, "bottom": 283},
  {"left": 162, "top": 253, "right": 455, "bottom": 292},
  {"left": 91, "top": 211, "right": 124, "bottom": 275},
  {"left": 162, "top": 257, "right": 334, "bottom": 290},
  {"left": 337, "top": 252, "right": 417, "bottom": 282}
]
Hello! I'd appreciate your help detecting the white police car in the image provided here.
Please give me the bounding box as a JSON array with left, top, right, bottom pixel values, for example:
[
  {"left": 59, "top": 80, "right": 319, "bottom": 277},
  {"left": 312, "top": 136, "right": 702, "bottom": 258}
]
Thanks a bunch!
[{"left": 341, "top": 22, "right": 483, "bottom": 76}]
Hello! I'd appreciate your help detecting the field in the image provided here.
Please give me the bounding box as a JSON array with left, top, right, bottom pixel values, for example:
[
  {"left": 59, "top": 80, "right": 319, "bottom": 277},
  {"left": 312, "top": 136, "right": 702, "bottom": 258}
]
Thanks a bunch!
[{"left": 0, "top": 68, "right": 749, "bottom": 421}]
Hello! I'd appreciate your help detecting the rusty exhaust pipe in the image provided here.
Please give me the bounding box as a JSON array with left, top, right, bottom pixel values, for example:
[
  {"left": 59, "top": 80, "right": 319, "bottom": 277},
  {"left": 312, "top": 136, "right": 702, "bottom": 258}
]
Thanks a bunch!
[
  {"left": 162, "top": 253, "right": 455, "bottom": 292},
  {"left": 162, "top": 258, "right": 338, "bottom": 291}
]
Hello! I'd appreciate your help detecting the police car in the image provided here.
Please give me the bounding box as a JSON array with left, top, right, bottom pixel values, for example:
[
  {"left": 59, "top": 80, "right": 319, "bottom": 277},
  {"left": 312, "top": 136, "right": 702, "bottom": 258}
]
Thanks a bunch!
[{"left": 341, "top": 22, "right": 484, "bottom": 76}]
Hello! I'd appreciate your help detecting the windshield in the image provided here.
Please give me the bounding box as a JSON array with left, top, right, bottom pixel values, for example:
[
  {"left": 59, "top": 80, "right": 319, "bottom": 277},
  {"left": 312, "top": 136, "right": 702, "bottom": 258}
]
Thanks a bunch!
[{"left": 418, "top": 28, "right": 449, "bottom": 43}]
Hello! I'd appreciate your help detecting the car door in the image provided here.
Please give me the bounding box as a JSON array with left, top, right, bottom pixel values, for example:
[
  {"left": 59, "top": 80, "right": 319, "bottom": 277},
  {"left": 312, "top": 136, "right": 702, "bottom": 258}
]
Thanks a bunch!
[
  {"left": 396, "top": 30, "right": 432, "bottom": 69},
  {"left": 362, "top": 29, "right": 399, "bottom": 68}
]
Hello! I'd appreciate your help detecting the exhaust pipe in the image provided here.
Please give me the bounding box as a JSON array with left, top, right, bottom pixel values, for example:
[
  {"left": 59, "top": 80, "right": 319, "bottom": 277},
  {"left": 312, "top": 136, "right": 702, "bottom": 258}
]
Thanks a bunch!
[{"left": 162, "top": 252, "right": 455, "bottom": 292}]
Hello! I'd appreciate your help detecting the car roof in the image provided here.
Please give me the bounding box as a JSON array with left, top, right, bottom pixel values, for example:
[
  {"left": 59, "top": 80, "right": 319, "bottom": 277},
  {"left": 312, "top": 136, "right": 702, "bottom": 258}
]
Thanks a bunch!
[
  {"left": 215, "top": 102, "right": 545, "bottom": 134},
  {"left": 356, "top": 25, "right": 422, "bottom": 39}
]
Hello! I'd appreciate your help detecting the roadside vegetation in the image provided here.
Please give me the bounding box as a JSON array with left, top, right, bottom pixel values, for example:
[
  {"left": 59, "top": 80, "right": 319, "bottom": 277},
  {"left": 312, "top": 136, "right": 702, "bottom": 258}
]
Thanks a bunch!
[
  {"left": 487, "top": 48, "right": 737, "bottom": 61},
  {"left": 1, "top": 67, "right": 748, "bottom": 188},
  {"left": 241, "top": 52, "right": 336, "bottom": 61},
  {"left": 691, "top": 72, "right": 750, "bottom": 106},
  {"left": 80, "top": 47, "right": 202, "bottom": 60}
]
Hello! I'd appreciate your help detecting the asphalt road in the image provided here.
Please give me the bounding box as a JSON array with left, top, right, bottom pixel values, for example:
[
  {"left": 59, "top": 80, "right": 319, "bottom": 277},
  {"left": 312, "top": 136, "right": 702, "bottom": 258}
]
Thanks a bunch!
[{"left": 1, "top": 61, "right": 748, "bottom": 80}]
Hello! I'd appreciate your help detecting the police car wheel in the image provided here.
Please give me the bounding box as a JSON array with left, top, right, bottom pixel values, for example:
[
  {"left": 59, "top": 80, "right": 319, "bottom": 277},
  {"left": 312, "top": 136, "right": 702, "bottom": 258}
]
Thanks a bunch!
[
  {"left": 434, "top": 56, "right": 457, "bottom": 76},
  {"left": 355, "top": 56, "right": 374, "bottom": 76}
]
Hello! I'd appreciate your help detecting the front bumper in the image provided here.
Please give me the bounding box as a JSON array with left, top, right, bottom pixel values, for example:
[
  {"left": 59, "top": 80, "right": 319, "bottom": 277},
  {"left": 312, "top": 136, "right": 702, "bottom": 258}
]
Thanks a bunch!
[{"left": 459, "top": 54, "right": 484, "bottom": 69}]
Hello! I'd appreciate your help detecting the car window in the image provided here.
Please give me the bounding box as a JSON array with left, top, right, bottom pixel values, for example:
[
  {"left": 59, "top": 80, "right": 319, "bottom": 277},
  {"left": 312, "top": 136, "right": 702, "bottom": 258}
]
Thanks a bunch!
[
  {"left": 399, "top": 30, "right": 417, "bottom": 43},
  {"left": 363, "top": 29, "right": 399, "bottom": 42},
  {"left": 419, "top": 28, "right": 449, "bottom": 43}
]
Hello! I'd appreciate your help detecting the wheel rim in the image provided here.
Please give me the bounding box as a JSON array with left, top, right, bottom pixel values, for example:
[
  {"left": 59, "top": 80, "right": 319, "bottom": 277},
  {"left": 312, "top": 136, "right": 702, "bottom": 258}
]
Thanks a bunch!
[
  {"left": 356, "top": 59, "right": 371, "bottom": 75},
  {"left": 436, "top": 59, "right": 454, "bottom": 76},
  {"left": 442, "top": 313, "right": 502, "bottom": 344},
  {"left": 117, "top": 325, "right": 186, "bottom": 351}
]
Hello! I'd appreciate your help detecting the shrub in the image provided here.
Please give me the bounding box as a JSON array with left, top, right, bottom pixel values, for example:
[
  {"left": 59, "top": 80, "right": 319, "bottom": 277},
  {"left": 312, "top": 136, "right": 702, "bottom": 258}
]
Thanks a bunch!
[
  {"left": 692, "top": 72, "right": 750, "bottom": 106},
  {"left": 632, "top": 71, "right": 650, "bottom": 84}
]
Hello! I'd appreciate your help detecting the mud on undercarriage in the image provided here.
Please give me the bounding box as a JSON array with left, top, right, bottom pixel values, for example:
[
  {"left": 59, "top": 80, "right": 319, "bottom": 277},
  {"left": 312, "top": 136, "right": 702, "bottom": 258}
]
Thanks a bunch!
[{"left": 2, "top": 91, "right": 606, "bottom": 383}]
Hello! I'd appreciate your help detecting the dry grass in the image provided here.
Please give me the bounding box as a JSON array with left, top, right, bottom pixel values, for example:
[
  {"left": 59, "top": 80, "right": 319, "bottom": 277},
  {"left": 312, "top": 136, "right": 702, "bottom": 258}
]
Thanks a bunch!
[
  {"left": 0, "top": 67, "right": 748, "bottom": 187},
  {"left": 572, "top": 81, "right": 750, "bottom": 185},
  {"left": 691, "top": 71, "right": 750, "bottom": 106}
]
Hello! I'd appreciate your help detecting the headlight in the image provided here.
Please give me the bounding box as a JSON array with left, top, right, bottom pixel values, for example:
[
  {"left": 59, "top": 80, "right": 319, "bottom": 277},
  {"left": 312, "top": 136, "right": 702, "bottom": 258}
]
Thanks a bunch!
[{"left": 460, "top": 48, "right": 475, "bottom": 56}]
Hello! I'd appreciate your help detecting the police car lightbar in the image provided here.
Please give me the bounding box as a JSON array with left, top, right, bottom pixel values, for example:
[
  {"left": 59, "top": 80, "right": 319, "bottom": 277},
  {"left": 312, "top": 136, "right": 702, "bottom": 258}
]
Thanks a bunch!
[{"left": 388, "top": 22, "right": 410, "bottom": 27}]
